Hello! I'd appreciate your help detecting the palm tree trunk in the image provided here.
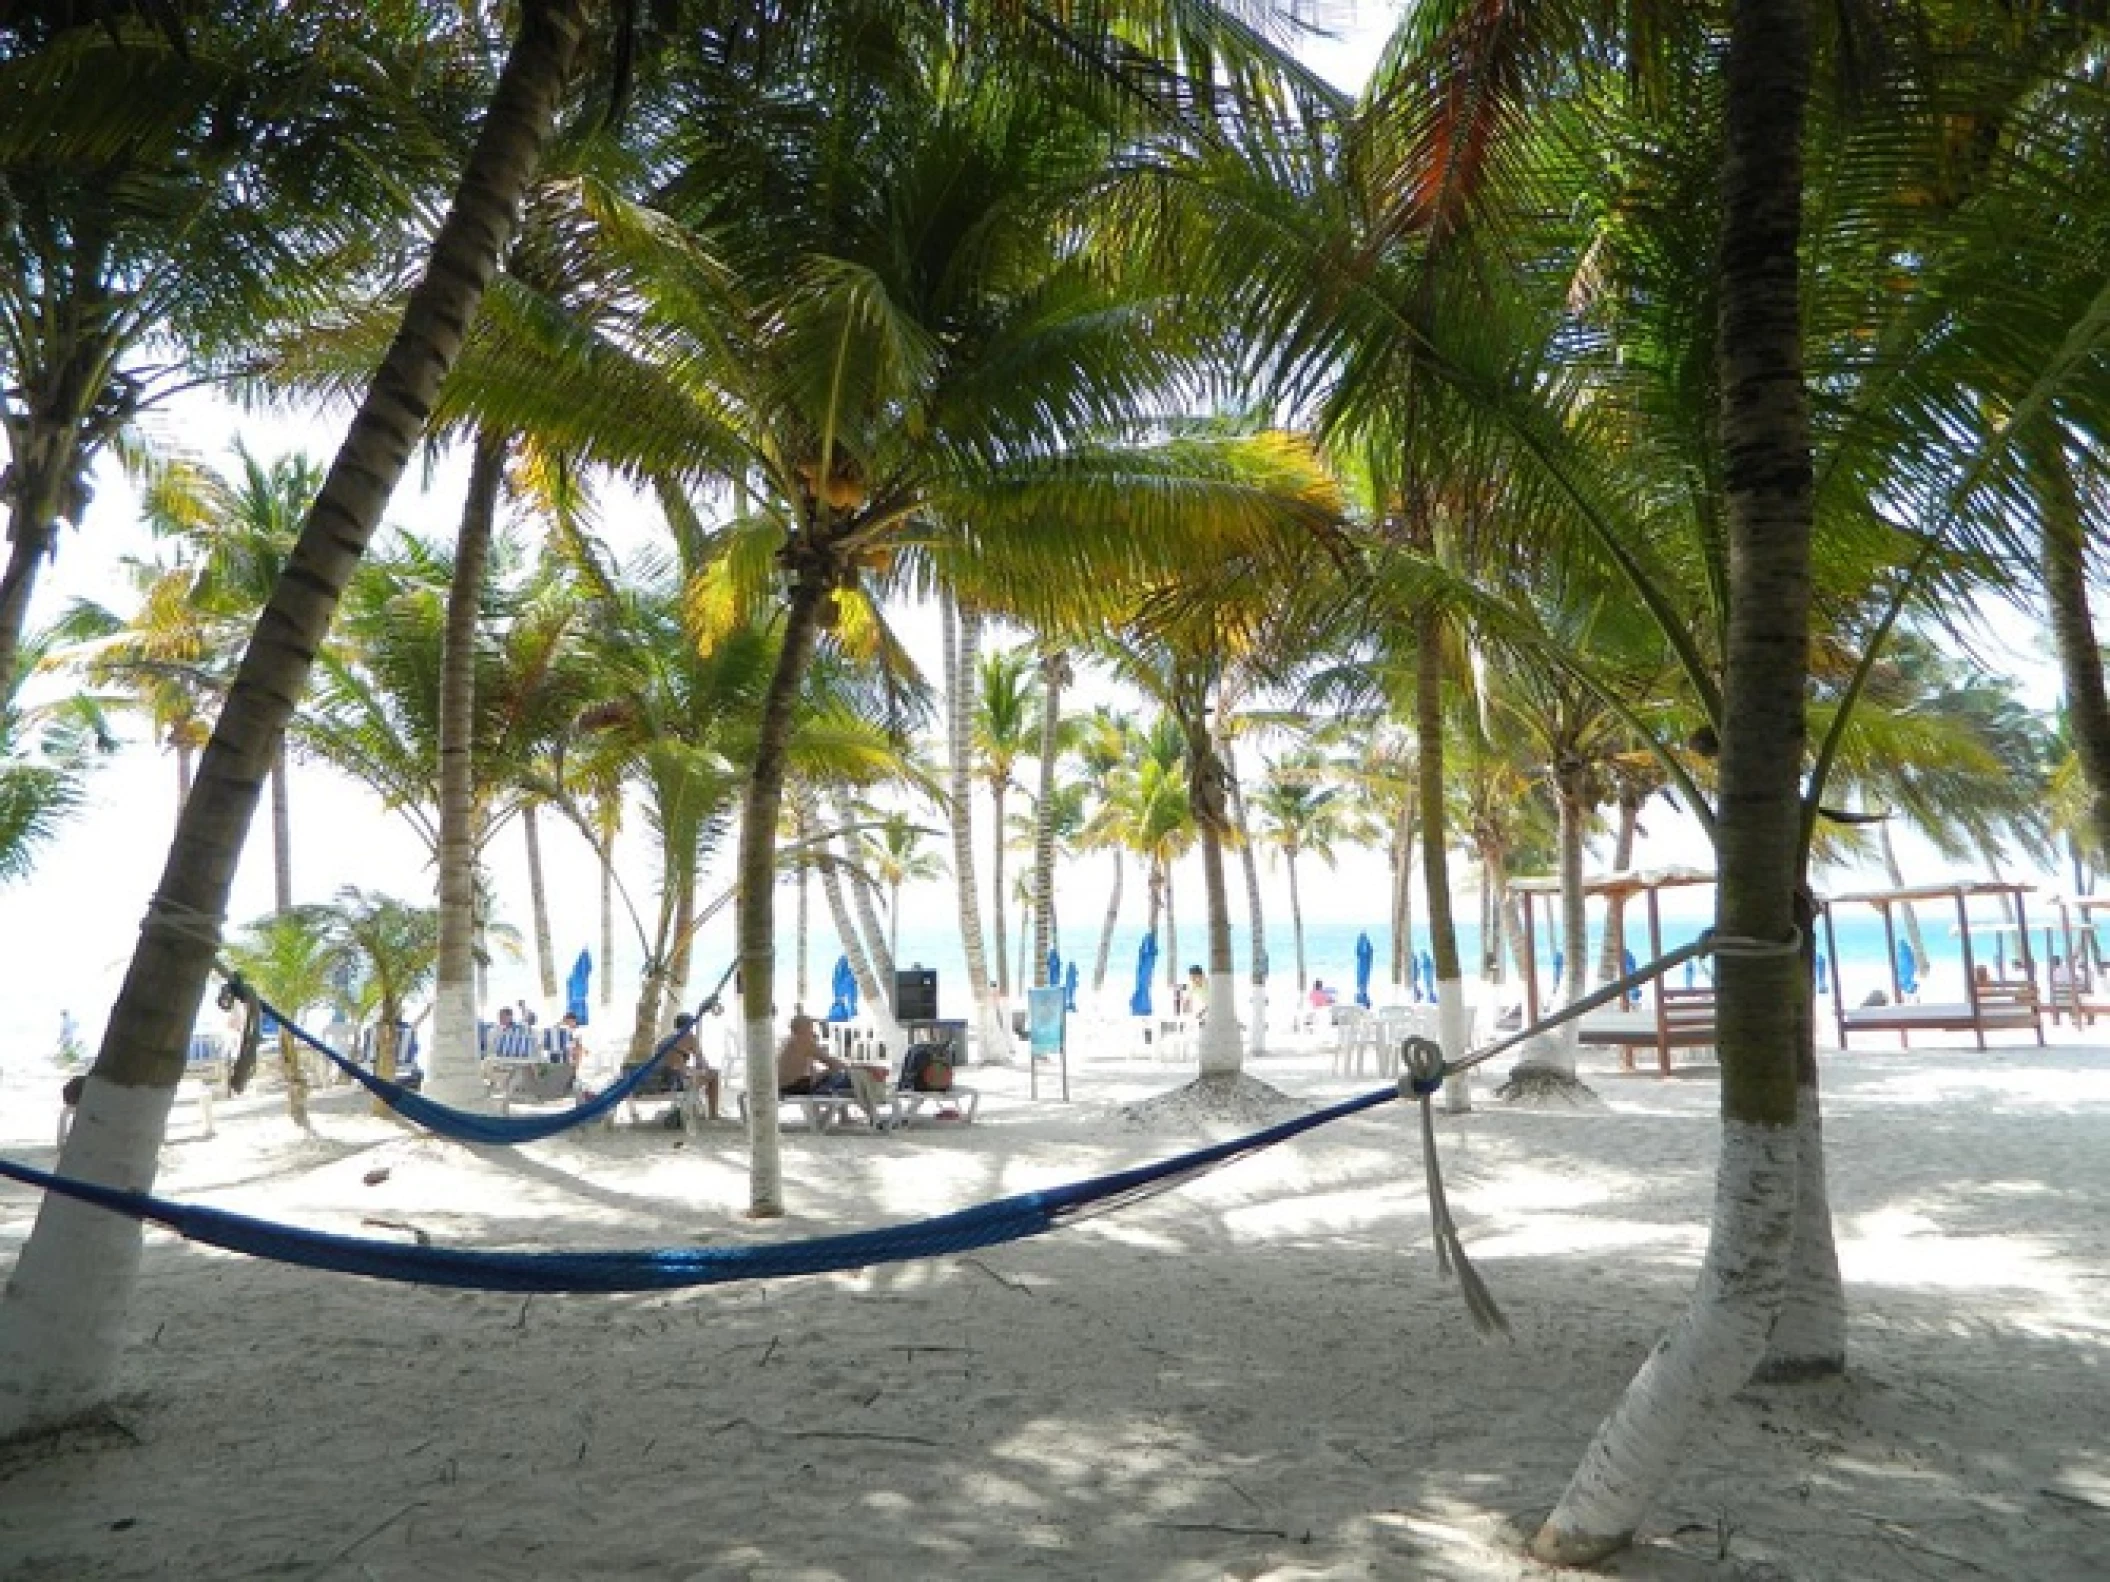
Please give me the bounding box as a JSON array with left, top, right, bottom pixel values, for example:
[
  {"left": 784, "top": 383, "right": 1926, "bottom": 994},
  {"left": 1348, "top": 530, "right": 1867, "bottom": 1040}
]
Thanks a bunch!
[
  {"left": 524, "top": 803, "right": 559, "bottom": 1001},
  {"left": 1877, "top": 823, "right": 1927, "bottom": 967},
  {"left": 599, "top": 847, "right": 614, "bottom": 1010},
  {"left": 0, "top": 417, "right": 85, "bottom": 702},
  {"left": 1092, "top": 850, "right": 1123, "bottom": 994},
  {"left": 1164, "top": 877, "right": 1180, "bottom": 994},
  {"left": 666, "top": 870, "right": 696, "bottom": 1009},
  {"left": 888, "top": 878, "right": 902, "bottom": 965},
  {"left": 1030, "top": 650, "right": 1067, "bottom": 984},
  {"left": 738, "top": 564, "right": 833, "bottom": 1218},
  {"left": 1182, "top": 713, "right": 1242, "bottom": 1074},
  {"left": 1415, "top": 611, "right": 1470, "bottom": 1114},
  {"left": 2036, "top": 430, "right": 2110, "bottom": 864},
  {"left": 1534, "top": 0, "right": 1814, "bottom": 1557},
  {"left": 990, "top": 780, "right": 1011, "bottom": 1001},
  {"left": 0, "top": 0, "right": 588, "bottom": 1439},
  {"left": 945, "top": 597, "right": 1006, "bottom": 1062},
  {"left": 795, "top": 836, "right": 811, "bottom": 1012},
  {"left": 835, "top": 791, "right": 896, "bottom": 998},
  {"left": 1392, "top": 792, "right": 1415, "bottom": 986},
  {"left": 1224, "top": 739, "right": 1268, "bottom": 1052},
  {"left": 174, "top": 741, "right": 195, "bottom": 814},
  {"left": 270, "top": 744, "right": 294, "bottom": 915},
  {"left": 1556, "top": 772, "right": 1590, "bottom": 1014},
  {"left": 277, "top": 1028, "right": 311, "bottom": 1134},
  {"left": 1287, "top": 849, "right": 1307, "bottom": 990},
  {"left": 1595, "top": 790, "right": 1639, "bottom": 985},
  {"left": 811, "top": 792, "right": 903, "bottom": 1054},
  {"left": 432, "top": 431, "right": 506, "bottom": 1106}
]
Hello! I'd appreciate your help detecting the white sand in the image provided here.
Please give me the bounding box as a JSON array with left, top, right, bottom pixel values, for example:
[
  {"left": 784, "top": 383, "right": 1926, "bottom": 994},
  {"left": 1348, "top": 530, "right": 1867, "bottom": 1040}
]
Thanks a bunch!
[{"left": 3, "top": 1024, "right": 2107, "bottom": 1580}]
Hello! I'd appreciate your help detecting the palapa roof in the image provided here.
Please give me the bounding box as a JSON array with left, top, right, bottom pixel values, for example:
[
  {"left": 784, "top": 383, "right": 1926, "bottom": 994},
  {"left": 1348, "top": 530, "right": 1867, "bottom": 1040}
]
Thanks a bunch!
[
  {"left": 1510, "top": 865, "right": 1715, "bottom": 900},
  {"left": 1822, "top": 879, "right": 2035, "bottom": 906}
]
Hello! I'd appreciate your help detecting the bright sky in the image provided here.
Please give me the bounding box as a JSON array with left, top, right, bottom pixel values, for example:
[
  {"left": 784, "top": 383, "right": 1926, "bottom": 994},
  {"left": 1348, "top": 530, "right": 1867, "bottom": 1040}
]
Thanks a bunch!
[{"left": 0, "top": 3, "right": 2074, "bottom": 1059}]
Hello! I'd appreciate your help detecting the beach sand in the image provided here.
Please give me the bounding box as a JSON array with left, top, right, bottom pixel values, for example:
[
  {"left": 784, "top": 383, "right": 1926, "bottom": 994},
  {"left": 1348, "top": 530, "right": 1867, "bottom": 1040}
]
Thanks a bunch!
[{"left": 2, "top": 1023, "right": 2105, "bottom": 1580}]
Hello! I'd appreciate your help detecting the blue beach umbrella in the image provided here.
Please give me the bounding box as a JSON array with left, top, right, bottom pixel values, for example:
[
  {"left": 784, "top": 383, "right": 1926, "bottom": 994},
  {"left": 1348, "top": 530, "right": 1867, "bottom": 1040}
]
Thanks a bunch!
[
  {"left": 1552, "top": 949, "right": 1565, "bottom": 991},
  {"left": 1047, "top": 947, "right": 1062, "bottom": 990},
  {"left": 1684, "top": 959, "right": 1696, "bottom": 989},
  {"left": 1130, "top": 933, "right": 1158, "bottom": 1016},
  {"left": 565, "top": 949, "right": 592, "bottom": 1024},
  {"left": 1896, "top": 941, "right": 1919, "bottom": 998},
  {"left": 1354, "top": 933, "right": 1374, "bottom": 1008},
  {"left": 1063, "top": 961, "right": 1079, "bottom": 1012},
  {"left": 1816, "top": 951, "right": 1829, "bottom": 994},
  {"left": 827, "top": 955, "right": 858, "bottom": 1022},
  {"left": 1417, "top": 950, "right": 1435, "bottom": 996},
  {"left": 1623, "top": 948, "right": 1639, "bottom": 1006}
]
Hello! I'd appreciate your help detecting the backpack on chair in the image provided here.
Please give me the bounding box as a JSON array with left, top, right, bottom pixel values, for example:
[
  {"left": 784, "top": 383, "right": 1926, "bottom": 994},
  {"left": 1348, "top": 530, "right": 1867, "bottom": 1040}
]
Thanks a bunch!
[{"left": 902, "top": 1042, "right": 955, "bottom": 1093}]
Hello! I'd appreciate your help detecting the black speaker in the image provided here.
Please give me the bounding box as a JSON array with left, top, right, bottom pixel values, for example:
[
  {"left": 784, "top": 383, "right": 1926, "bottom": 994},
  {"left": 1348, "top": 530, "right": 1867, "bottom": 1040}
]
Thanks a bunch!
[{"left": 895, "top": 967, "right": 938, "bottom": 1023}]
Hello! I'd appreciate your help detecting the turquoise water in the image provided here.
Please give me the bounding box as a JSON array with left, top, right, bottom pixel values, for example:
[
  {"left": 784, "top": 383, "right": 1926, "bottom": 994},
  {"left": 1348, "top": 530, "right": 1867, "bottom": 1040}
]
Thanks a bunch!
[{"left": 647, "top": 898, "right": 2046, "bottom": 1022}]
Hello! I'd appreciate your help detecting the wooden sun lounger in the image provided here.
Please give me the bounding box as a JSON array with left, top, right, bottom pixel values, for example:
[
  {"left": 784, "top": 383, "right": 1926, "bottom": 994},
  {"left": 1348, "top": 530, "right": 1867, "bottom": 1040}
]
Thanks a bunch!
[
  {"left": 1833, "top": 982, "right": 2044, "bottom": 1050},
  {"left": 1574, "top": 987, "right": 1717, "bottom": 1075}
]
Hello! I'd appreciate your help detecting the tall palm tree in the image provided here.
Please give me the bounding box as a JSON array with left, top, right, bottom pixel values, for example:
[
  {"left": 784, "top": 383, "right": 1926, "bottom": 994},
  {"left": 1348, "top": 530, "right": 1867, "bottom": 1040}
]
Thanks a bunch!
[
  {"left": 1074, "top": 706, "right": 1138, "bottom": 992},
  {"left": 54, "top": 442, "right": 323, "bottom": 906},
  {"left": 1028, "top": 648, "right": 1075, "bottom": 988},
  {"left": 0, "top": 0, "right": 589, "bottom": 1440},
  {"left": 973, "top": 645, "right": 1042, "bottom": 1004},
  {"left": 1254, "top": 750, "right": 1351, "bottom": 992}
]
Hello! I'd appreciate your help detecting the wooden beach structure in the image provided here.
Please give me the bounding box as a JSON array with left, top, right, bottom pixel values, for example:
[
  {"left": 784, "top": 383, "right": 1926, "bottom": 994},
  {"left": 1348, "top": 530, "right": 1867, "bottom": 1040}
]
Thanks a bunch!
[
  {"left": 1819, "top": 881, "right": 2046, "bottom": 1049},
  {"left": 1512, "top": 867, "right": 1717, "bottom": 1076},
  {"left": 2049, "top": 896, "right": 2110, "bottom": 1027}
]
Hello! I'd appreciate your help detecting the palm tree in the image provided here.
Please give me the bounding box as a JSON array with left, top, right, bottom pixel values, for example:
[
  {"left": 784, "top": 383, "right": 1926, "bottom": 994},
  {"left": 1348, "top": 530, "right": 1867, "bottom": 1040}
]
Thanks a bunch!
[
  {"left": 1254, "top": 750, "right": 1351, "bottom": 992},
  {"left": 973, "top": 645, "right": 1042, "bottom": 1004},
  {"left": 1074, "top": 707, "right": 1138, "bottom": 992},
  {"left": 315, "top": 887, "right": 441, "bottom": 1094},
  {"left": 58, "top": 443, "right": 323, "bottom": 904},
  {"left": 0, "top": 0, "right": 588, "bottom": 1439},
  {"left": 222, "top": 910, "right": 338, "bottom": 1131},
  {"left": 0, "top": 7, "right": 445, "bottom": 699},
  {"left": 862, "top": 811, "right": 946, "bottom": 965},
  {"left": 0, "top": 631, "right": 108, "bottom": 885}
]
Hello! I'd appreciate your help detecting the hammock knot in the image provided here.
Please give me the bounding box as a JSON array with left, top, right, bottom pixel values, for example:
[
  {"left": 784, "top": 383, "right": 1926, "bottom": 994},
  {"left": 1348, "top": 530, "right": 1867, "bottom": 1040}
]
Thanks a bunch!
[{"left": 1398, "top": 1035, "right": 1447, "bottom": 1098}]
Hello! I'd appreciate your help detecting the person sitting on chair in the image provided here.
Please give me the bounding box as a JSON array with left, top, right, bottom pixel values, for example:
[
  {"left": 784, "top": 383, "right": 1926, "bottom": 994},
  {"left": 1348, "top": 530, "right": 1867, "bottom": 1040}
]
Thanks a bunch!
[
  {"left": 632, "top": 1012, "right": 720, "bottom": 1120},
  {"left": 778, "top": 1014, "right": 888, "bottom": 1122}
]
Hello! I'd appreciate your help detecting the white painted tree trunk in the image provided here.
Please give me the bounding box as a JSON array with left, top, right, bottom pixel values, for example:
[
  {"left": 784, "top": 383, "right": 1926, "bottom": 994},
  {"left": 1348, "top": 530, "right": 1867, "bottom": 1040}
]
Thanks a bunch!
[
  {"left": 1437, "top": 976, "right": 1473, "bottom": 1113},
  {"left": 0, "top": 1081, "right": 178, "bottom": 1432},
  {"left": 1534, "top": 1121, "right": 1797, "bottom": 1562},
  {"left": 1757, "top": 1071, "right": 1846, "bottom": 1380}
]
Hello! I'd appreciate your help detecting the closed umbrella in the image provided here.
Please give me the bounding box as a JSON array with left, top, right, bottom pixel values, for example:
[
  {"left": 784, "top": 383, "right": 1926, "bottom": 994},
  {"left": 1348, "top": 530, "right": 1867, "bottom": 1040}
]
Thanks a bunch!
[
  {"left": 1896, "top": 941, "right": 1918, "bottom": 998},
  {"left": 827, "top": 955, "right": 858, "bottom": 1022},
  {"left": 1129, "top": 933, "right": 1158, "bottom": 1016},
  {"left": 1816, "top": 951, "right": 1829, "bottom": 995},
  {"left": 1047, "top": 947, "right": 1062, "bottom": 990},
  {"left": 1354, "top": 932, "right": 1374, "bottom": 1008},
  {"left": 1063, "top": 960, "right": 1079, "bottom": 1012},
  {"left": 564, "top": 949, "right": 592, "bottom": 1024},
  {"left": 1417, "top": 950, "right": 1435, "bottom": 999},
  {"left": 1622, "top": 948, "right": 1639, "bottom": 1006}
]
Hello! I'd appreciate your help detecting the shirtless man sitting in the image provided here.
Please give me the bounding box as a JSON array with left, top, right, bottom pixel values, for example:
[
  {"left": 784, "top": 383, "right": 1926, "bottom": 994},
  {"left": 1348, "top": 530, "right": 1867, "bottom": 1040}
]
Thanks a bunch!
[{"left": 777, "top": 1014, "right": 888, "bottom": 1124}]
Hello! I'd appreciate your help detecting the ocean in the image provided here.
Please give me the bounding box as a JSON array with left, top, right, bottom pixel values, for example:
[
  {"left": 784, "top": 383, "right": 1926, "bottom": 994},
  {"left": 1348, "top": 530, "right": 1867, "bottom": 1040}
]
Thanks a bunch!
[{"left": 638, "top": 895, "right": 2073, "bottom": 1026}]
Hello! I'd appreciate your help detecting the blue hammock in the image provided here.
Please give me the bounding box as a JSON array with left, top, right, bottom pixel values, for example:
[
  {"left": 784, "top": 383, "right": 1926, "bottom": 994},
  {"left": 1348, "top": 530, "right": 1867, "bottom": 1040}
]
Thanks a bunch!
[
  {"left": 281, "top": 999, "right": 684, "bottom": 1146},
  {"left": 0, "top": 1086, "right": 1400, "bottom": 1293}
]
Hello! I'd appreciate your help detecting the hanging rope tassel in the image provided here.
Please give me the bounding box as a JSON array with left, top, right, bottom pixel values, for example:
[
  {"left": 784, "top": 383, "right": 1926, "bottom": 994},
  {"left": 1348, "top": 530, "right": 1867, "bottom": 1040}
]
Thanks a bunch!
[
  {"left": 1401, "top": 1036, "right": 1509, "bottom": 1338},
  {"left": 217, "top": 972, "right": 264, "bottom": 1095}
]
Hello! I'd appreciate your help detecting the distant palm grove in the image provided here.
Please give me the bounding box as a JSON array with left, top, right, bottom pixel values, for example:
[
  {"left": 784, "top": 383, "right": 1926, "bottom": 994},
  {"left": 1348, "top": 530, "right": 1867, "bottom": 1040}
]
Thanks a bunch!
[{"left": 6, "top": 0, "right": 2110, "bottom": 1564}]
